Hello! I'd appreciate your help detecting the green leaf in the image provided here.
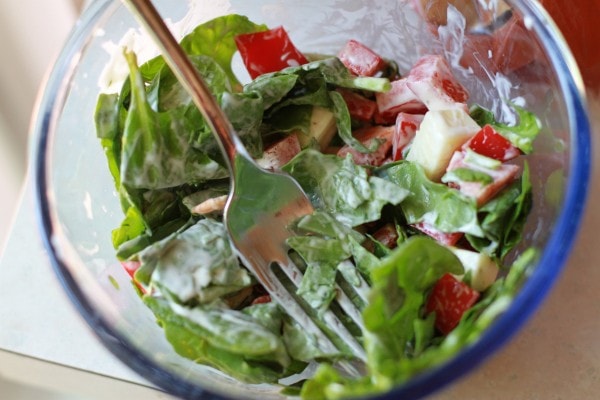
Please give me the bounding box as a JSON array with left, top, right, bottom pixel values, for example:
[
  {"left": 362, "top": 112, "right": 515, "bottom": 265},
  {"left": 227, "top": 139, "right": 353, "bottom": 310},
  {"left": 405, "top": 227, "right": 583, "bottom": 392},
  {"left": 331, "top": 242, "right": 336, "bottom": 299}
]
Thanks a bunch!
[
  {"left": 140, "top": 14, "right": 267, "bottom": 87},
  {"left": 296, "top": 262, "right": 338, "bottom": 314},
  {"left": 283, "top": 150, "right": 408, "bottom": 227},
  {"left": 380, "top": 161, "right": 483, "bottom": 236},
  {"left": 111, "top": 206, "right": 145, "bottom": 249},
  {"left": 140, "top": 219, "right": 252, "bottom": 304},
  {"left": 121, "top": 51, "right": 227, "bottom": 190},
  {"left": 466, "top": 163, "right": 533, "bottom": 259},
  {"left": 363, "top": 237, "right": 463, "bottom": 384},
  {"left": 143, "top": 297, "right": 291, "bottom": 384},
  {"left": 442, "top": 167, "right": 493, "bottom": 185}
]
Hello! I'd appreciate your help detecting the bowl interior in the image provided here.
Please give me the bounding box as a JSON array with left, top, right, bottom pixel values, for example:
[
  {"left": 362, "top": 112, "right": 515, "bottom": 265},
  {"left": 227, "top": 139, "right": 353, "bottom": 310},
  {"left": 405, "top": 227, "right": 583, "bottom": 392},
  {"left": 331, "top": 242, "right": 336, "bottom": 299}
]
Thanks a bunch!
[{"left": 34, "top": 0, "right": 590, "bottom": 399}]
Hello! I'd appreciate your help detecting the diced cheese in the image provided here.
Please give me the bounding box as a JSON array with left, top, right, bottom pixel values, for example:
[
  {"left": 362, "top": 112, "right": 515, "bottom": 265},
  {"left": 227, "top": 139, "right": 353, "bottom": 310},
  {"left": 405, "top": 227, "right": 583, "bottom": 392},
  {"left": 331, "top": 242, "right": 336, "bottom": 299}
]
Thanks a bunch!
[
  {"left": 450, "top": 247, "right": 499, "bottom": 292},
  {"left": 296, "top": 106, "right": 338, "bottom": 150},
  {"left": 406, "top": 109, "right": 480, "bottom": 181}
]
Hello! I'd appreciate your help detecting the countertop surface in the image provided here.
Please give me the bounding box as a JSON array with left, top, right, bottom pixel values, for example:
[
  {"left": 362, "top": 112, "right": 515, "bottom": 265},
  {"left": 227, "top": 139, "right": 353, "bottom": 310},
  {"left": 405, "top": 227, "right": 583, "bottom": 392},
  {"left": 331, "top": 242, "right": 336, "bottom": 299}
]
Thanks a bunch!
[{"left": 1, "top": 102, "right": 598, "bottom": 399}]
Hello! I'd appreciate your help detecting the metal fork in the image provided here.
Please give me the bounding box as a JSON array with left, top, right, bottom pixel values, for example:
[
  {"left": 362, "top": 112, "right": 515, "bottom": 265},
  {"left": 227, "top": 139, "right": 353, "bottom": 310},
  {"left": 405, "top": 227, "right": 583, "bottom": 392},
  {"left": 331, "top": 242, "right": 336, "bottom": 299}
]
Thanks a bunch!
[{"left": 123, "top": 0, "right": 367, "bottom": 367}]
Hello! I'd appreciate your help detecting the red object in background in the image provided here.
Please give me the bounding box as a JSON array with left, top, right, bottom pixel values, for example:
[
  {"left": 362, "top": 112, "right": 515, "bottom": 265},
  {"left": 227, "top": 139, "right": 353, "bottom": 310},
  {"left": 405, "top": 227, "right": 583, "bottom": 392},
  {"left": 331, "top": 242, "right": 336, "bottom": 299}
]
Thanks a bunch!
[
  {"left": 235, "top": 26, "right": 308, "bottom": 79},
  {"left": 414, "top": 0, "right": 600, "bottom": 92},
  {"left": 539, "top": 1, "right": 600, "bottom": 92},
  {"left": 426, "top": 273, "right": 480, "bottom": 335}
]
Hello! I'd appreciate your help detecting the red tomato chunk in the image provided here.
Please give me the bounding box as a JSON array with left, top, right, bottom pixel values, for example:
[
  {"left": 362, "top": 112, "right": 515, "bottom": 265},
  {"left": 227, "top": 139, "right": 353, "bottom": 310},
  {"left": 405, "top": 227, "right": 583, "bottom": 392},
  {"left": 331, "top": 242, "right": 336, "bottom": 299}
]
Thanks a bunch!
[
  {"left": 121, "top": 260, "right": 141, "bottom": 279},
  {"left": 337, "top": 125, "right": 394, "bottom": 166},
  {"left": 426, "top": 273, "right": 480, "bottom": 335},
  {"left": 235, "top": 26, "right": 308, "bottom": 79},
  {"left": 465, "top": 124, "right": 521, "bottom": 161},
  {"left": 412, "top": 221, "right": 463, "bottom": 247},
  {"left": 336, "top": 89, "right": 378, "bottom": 122},
  {"left": 338, "top": 39, "right": 387, "bottom": 77},
  {"left": 406, "top": 54, "right": 469, "bottom": 111},
  {"left": 256, "top": 134, "right": 301, "bottom": 171},
  {"left": 375, "top": 77, "right": 427, "bottom": 118},
  {"left": 392, "top": 112, "right": 424, "bottom": 160}
]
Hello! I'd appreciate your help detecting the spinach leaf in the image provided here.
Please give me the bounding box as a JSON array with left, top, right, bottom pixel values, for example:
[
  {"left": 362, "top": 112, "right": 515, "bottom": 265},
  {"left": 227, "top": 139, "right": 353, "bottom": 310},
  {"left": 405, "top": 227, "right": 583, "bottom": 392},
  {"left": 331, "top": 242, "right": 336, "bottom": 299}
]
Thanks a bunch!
[
  {"left": 442, "top": 168, "right": 493, "bottom": 185},
  {"left": 283, "top": 150, "right": 408, "bottom": 227},
  {"left": 379, "top": 161, "right": 484, "bottom": 237},
  {"left": 363, "top": 237, "right": 463, "bottom": 383},
  {"left": 144, "top": 297, "right": 292, "bottom": 384},
  {"left": 121, "top": 51, "right": 227, "bottom": 190},
  {"left": 140, "top": 219, "right": 252, "bottom": 304},
  {"left": 466, "top": 164, "right": 533, "bottom": 259}
]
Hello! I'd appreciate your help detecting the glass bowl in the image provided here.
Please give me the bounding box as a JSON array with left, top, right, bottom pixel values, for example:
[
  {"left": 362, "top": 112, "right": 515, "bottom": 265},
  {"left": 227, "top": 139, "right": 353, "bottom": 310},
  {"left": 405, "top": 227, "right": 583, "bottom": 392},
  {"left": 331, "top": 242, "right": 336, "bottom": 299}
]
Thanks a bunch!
[{"left": 33, "top": 0, "right": 591, "bottom": 399}]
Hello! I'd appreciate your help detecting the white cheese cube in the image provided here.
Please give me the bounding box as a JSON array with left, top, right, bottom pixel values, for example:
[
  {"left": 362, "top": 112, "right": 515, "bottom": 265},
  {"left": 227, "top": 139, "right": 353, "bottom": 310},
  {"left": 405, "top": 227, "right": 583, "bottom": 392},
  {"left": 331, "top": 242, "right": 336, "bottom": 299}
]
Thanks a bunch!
[
  {"left": 296, "top": 106, "right": 337, "bottom": 150},
  {"left": 406, "top": 109, "right": 480, "bottom": 181},
  {"left": 450, "top": 247, "right": 499, "bottom": 292}
]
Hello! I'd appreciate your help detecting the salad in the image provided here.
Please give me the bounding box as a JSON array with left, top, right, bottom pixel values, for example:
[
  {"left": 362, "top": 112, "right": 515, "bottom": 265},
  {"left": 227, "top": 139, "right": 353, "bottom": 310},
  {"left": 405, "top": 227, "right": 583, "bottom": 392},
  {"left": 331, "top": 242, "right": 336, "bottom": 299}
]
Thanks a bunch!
[{"left": 94, "top": 14, "right": 540, "bottom": 399}]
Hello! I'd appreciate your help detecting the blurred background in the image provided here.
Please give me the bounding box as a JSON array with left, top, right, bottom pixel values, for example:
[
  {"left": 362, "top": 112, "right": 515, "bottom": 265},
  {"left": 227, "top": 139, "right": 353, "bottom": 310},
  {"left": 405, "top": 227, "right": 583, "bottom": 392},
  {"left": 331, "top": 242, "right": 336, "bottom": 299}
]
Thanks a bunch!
[
  {"left": 0, "top": 0, "right": 85, "bottom": 247},
  {"left": 0, "top": 0, "right": 84, "bottom": 397},
  {"left": 0, "top": 0, "right": 597, "bottom": 399}
]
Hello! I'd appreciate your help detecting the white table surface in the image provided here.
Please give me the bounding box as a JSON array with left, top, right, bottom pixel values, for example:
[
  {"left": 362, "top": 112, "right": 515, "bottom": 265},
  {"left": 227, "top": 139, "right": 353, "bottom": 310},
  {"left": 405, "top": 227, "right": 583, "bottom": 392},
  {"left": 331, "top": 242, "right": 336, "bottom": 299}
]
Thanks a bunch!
[{"left": 1, "top": 101, "right": 598, "bottom": 399}]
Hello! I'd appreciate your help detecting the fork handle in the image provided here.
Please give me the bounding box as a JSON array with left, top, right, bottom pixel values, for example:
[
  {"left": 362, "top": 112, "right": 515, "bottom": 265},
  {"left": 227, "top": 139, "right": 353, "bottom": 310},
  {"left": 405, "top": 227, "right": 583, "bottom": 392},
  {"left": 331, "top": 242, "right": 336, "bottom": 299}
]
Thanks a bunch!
[{"left": 122, "top": 0, "right": 250, "bottom": 169}]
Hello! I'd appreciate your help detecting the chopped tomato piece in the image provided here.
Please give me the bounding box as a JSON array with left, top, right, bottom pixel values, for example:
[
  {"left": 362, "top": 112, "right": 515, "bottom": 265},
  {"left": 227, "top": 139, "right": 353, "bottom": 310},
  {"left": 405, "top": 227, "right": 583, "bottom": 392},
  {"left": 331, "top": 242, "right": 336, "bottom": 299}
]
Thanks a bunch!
[
  {"left": 338, "top": 39, "right": 387, "bottom": 76},
  {"left": 465, "top": 125, "right": 521, "bottom": 161},
  {"left": 251, "top": 294, "right": 272, "bottom": 305},
  {"left": 256, "top": 134, "right": 301, "bottom": 170},
  {"left": 120, "top": 261, "right": 147, "bottom": 294},
  {"left": 392, "top": 112, "right": 424, "bottom": 160},
  {"left": 426, "top": 273, "right": 480, "bottom": 335},
  {"left": 412, "top": 221, "right": 463, "bottom": 246},
  {"left": 336, "top": 89, "right": 377, "bottom": 122},
  {"left": 375, "top": 77, "right": 427, "bottom": 119},
  {"left": 337, "top": 125, "right": 394, "bottom": 166},
  {"left": 121, "top": 260, "right": 141, "bottom": 279},
  {"left": 235, "top": 26, "right": 308, "bottom": 79},
  {"left": 371, "top": 223, "right": 399, "bottom": 249},
  {"left": 406, "top": 55, "right": 469, "bottom": 111}
]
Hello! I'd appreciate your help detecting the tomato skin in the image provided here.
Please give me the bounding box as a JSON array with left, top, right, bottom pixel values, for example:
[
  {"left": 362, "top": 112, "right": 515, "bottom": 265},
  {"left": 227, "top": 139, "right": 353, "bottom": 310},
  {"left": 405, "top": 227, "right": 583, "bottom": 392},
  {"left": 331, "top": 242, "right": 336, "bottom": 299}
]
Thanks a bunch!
[
  {"left": 338, "top": 39, "right": 387, "bottom": 77},
  {"left": 406, "top": 55, "right": 469, "bottom": 110},
  {"left": 426, "top": 273, "right": 480, "bottom": 335},
  {"left": 466, "top": 125, "right": 521, "bottom": 161},
  {"left": 337, "top": 125, "right": 394, "bottom": 166},
  {"left": 120, "top": 261, "right": 147, "bottom": 294},
  {"left": 336, "top": 89, "right": 377, "bottom": 122},
  {"left": 412, "top": 222, "right": 463, "bottom": 246},
  {"left": 235, "top": 26, "right": 308, "bottom": 79},
  {"left": 251, "top": 294, "right": 272, "bottom": 305},
  {"left": 371, "top": 223, "right": 399, "bottom": 249},
  {"left": 256, "top": 134, "right": 301, "bottom": 171},
  {"left": 392, "top": 112, "right": 424, "bottom": 160},
  {"left": 121, "top": 260, "right": 141, "bottom": 279}
]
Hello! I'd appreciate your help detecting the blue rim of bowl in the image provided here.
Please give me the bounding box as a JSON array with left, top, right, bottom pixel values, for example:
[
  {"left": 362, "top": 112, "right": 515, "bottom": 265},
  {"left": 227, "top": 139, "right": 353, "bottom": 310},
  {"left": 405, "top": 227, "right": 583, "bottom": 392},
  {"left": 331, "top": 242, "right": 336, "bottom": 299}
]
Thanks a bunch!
[{"left": 33, "top": 1, "right": 591, "bottom": 399}]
